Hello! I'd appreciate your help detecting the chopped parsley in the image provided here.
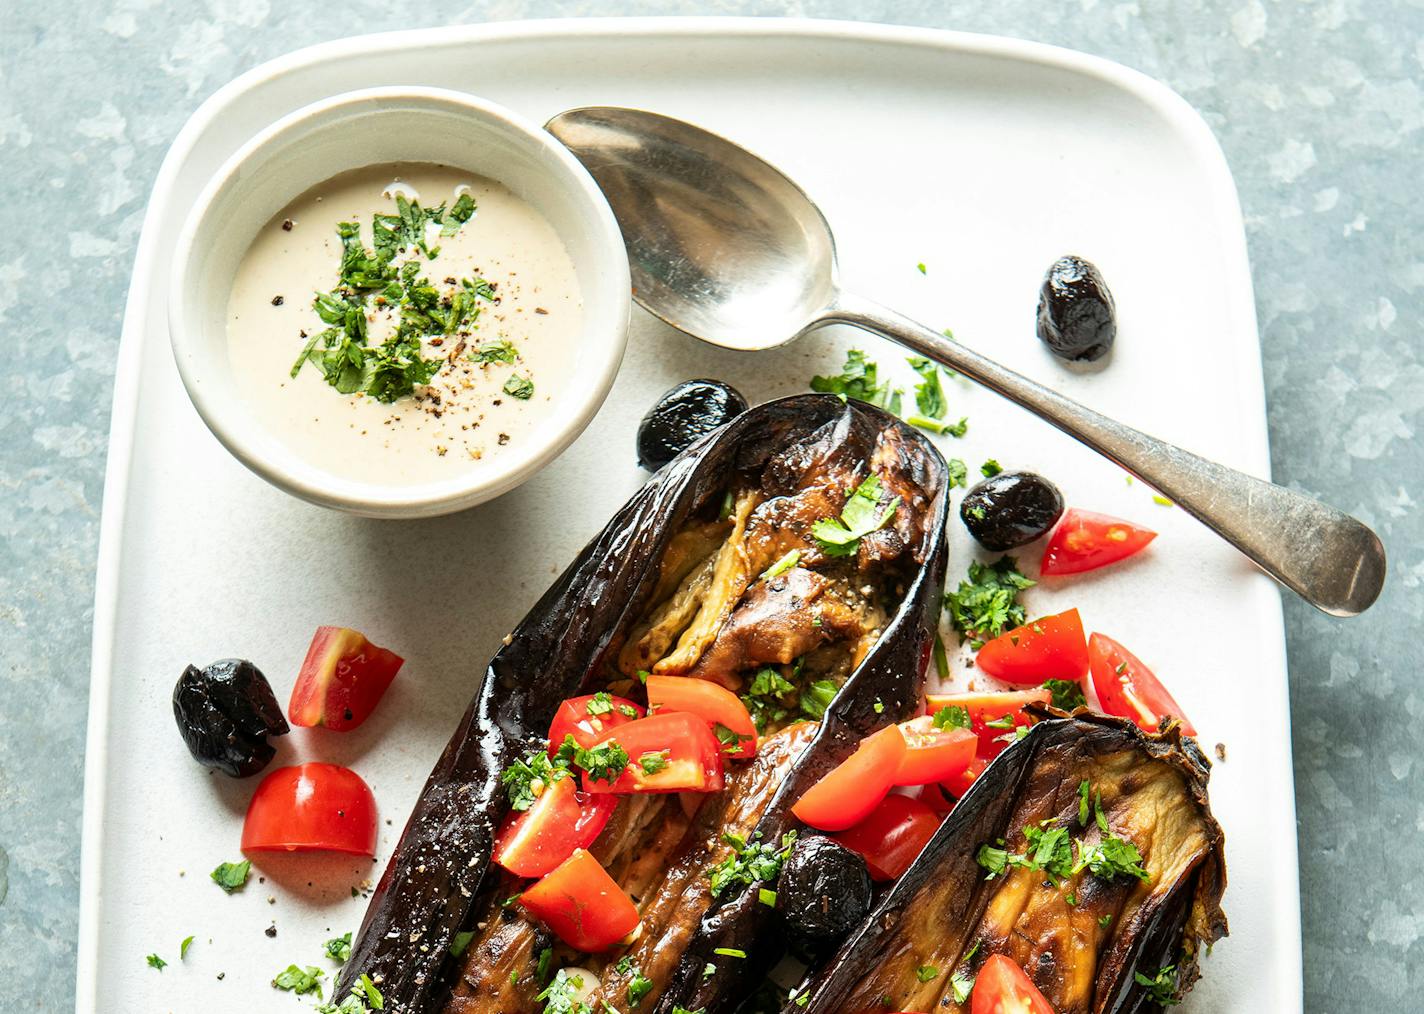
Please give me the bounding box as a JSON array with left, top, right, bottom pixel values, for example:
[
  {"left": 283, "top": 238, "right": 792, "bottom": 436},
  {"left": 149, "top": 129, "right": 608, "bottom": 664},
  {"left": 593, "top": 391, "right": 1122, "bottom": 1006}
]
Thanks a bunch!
[
  {"left": 811, "top": 473, "right": 900, "bottom": 556},
  {"left": 1073, "top": 834, "right": 1149, "bottom": 882},
  {"left": 915, "top": 965, "right": 940, "bottom": 982},
  {"left": 907, "top": 357, "right": 947, "bottom": 419},
  {"left": 146, "top": 953, "right": 167, "bottom": 971},
  {"left": 325, "top": 932, "right": 353, "bottom": 963},
  {"left": 946, "top": 458, "right": 969, "bottom": 490},
  {"left": 638, "top": 750, "right": 670, "bottom": 775},
  {"left": 760, "top": 549, "right": 801, "bottom": 581},
  {"left": 470, "top": 338, "right": 518, "bottom": 364},
  {"left": 1044, "top": 679, "right": 1087, "bottom": 711},
  {"left": 916, "top": 262, "right": 927, "bottom": 275},
  {"left": 932, "top": 704, "right": 971, "bottom": 730},
  {"left": 504, "top": 373, "right": 535, "bottom": 399},
  {"left": 708, "top": 831, "right": 797, "bottom": 898},
  {"left": 180, "top": 935, "right": 195, "bottom": 960},
  {"left": 933, "top": 631, "right": 951, "bottom": 680},
  {"left": 273, "top": 964, "right": 326, "bottom": 997},
  {"left": 586, "top": 692, "right": 615, "bottom": 716},
  {"left": 617, "top": 956, "right": 654, "bottom": 1006},
  {"left": 714, "top": 722, "right": 754, "bottom": 753},
  {"left": 500, "top": 747, "right": 572, "bottom": 810},
  {"left": 449, "top": 930, "right": 475, "bottom": 959},
  {"left": 758, "top": 887, "right": 777, "bottom": 906},
  {"left": 1099, "top": 913, "right": 1114, "bottom": 928},
  {"left": 809, "top": 348, "right": 902, "bottom": 413},
  {"left": 315, "top": 974, "right": 383, "bottom": 1013},
  {"left": 210, "top": 859, "right": 252, "bottom": 893},
  {"left": 799, "top": 678, "right": 839, "bottom": 720},
  {"left": 537, "top": 969, "right": 591, "bottom": 1014},
  {"left": 980, "top": 459, "right": 1003, "bottom": 477},
  {"left": 950, "top": 967, "right": 975, "bottom": 1003},
  {"left": 741, "top": 668, "right": 795, "bottom": 730},
  {"left": 1134, "top": 964, "right": 1181, "bottom": 1005},
  {"left": 557, "top": 736, "right": 631, "bottom": 785},
  {"left": 944, "top": 556, "right": 1034, "bottom": 645}
]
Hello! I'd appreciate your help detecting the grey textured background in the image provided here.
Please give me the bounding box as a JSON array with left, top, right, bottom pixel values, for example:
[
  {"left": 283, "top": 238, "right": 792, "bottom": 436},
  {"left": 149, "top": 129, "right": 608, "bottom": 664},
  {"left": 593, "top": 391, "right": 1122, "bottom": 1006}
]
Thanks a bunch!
[{"left": 1, "top": 2, "right": 1420, "bottom": 1010}]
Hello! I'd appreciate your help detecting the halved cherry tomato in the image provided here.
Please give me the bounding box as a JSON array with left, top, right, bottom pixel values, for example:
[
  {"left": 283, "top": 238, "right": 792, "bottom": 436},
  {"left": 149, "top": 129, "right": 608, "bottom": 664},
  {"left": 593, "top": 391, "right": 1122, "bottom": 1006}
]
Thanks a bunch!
[
  {"left": 792, "top": 725, "right": 907, "bottom": 832},
  {"left": 646, "top": 674, "right": 757, "bottom": 759},
  {"left": 583, "top": 712, "right": 725, "bottom": 794},
  {"left": 519, "top": 848, "right": 639, "bottom": 952},
  {"left": 972, "top": 954, "right": 1055, "bottom": 1014},
  {"left": 547, "top": 693, "right": 646, "bottom": 754},
  {"left": 833, "top": 794, "right": 943, "bottom": 880},
  {"left": 241, "top": 762, "right": 377, "bottom": 856},
  {"left": 1041, "top": 508, "right": 1156, "bottom": 577},
  {"left": 893, "top": 716, "right": 977, "bottom": 786},
  {"left": 288, "top": 626, "right": 403, "bottom": 731},
  {"left": 905, "top": 782, "right": 954, "bottom": 815},
  {"left": 1088, "top": 632, "right": 1196, "bottom": 736},
  {"left": 492, "top": 775, "right": 618, "bottom": 878},
  {"left": 927, "top": 689, "right": 1052, "bottom": 759},
  {"left": 943, "top": 755, "right": 988, "bottom": 800},
  {"left": 975, "top": 609, "right": 1088, "bottom": 685}
]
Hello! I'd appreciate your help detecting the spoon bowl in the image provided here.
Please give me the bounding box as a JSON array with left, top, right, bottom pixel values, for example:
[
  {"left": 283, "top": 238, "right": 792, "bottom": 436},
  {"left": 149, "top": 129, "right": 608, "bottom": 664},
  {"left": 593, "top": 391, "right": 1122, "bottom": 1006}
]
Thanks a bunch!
[{"left": 547, "top": 106, "right": 1387, "bottom": 617}]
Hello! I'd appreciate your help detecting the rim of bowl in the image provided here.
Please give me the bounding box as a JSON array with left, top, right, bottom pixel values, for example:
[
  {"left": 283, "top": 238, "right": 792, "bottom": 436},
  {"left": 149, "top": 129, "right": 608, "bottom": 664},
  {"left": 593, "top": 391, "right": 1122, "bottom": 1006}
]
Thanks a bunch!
[{"left": 169, "top": 86, "right": 631, "bottom": 519}]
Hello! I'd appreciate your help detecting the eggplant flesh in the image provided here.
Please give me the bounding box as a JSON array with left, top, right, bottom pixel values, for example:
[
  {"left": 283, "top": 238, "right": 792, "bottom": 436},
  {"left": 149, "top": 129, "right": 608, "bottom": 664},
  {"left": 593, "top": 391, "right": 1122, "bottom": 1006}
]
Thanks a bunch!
[
  {"left": 797, "top": 714, "right": 1227, "bottom": 1014},
  {"left": 334, "top": 397, "right": 949, "bottom": 1012}
]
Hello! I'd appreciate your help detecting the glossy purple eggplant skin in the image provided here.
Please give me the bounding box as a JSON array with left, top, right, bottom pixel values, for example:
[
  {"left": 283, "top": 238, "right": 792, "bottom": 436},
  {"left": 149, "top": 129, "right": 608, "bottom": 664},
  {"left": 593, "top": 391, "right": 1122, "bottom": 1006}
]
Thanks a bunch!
[
  {"left": 791, "top": 713, "right": 1228, "bottom": 1014},
  {"left": 335, "top": 395, "right": 950, "bottom": 1012}
]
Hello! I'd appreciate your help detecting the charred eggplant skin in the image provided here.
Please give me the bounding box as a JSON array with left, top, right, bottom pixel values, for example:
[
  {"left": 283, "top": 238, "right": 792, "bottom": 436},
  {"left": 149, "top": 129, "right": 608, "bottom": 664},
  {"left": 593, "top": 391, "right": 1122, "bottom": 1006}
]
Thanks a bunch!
[
  {"left": 335, "top": 396, "right": 949, "bottom": 1011},
  {"left": 792, "top": 713, "right": 1227, "bottom": 1014}
]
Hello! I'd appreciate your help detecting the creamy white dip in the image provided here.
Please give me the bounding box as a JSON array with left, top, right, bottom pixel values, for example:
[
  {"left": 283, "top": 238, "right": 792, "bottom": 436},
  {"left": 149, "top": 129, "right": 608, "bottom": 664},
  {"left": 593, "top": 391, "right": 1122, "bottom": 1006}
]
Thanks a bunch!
[{"left": 226, "top": 163, "right": 582, "bottom": 486}]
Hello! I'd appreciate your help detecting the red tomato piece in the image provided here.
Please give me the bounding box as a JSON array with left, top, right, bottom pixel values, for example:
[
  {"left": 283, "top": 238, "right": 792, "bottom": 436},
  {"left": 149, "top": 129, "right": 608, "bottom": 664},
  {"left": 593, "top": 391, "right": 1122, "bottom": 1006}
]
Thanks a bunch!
[
  {"left": 547, "top": 693, "right": 646, "bottom": 754},
  {"left": 943, "top": 755, "right": 988, "bottom": 800},
  {"left": 1088, "top": 633, "right": 1196, "bottom": 736},
  {"left": 975, "top": 609, "right": 1089, "bottom": 686},
  {"left": 833, "top": 794, "right": 943, "bottom": 881},
  {"left": 492, "top": 776, "right": 618, "bottom": 878},
  {"left": 972, "top": 954, "right": 1056, "bottom": 1014},
  {"left": 926, "top": 689, "right": 1052, "bottom": 759},
  {"left": 519, "top": 848, "right": 640, "bottom": 952},
  {"left": 905, "top": 782, "right": 955, "bottom": 816},
  {"left": 893, "top": 716, "right": 977, "bottom": 786},
  {"left": 582, "top": 712, "right": 725, "bottom": 794},
  {"left": 288, "top": 626, "right": 403, "bottom": 731},
  {"left": 241, "top": 762, "right": 377, "bottom": 856},
  {"left": 792, "top": 725, "right": 907, "bottom": 832},
  {"left": 646, "top": 674, "right": 758, "bottom": 759},
  {"left": 1041, "top": 508, "right": 1156, "bottom": 577}
]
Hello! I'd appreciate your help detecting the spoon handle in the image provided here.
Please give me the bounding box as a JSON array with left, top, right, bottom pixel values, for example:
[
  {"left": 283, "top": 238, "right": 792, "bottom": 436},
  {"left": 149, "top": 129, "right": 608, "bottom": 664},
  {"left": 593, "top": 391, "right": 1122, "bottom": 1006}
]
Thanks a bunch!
[{"left": 827, "top": 293, "right": 1386, "bottom": 617}]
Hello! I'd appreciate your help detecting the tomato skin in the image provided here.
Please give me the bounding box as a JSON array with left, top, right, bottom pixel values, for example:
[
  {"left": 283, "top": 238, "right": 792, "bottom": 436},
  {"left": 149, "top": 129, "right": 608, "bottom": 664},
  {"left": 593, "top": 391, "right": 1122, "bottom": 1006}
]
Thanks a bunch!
[
  {"left": 646, "top": 675, "right": 758, "bottom": 758},
  {"left": 792, "top": 725, "right": 907, "bottom": 832},
  {"left": 288, "top": 626, "right": 403, "bottom": 731},
  {"left": 975, "top": 609, "right": 1089, "bottom": 686},
  {"left": 1041, "top": 508, "right": 1156, "bottom": 576},
  {"left": 833, "top": 794, "right": 943, "bottom": 880},
  {"left": 972, "top": 954, "right": 1056, "bottom": 1014},
  {"left": 893, "top": 716, "right": 977, "bottom": 786},
  {"left": 547, "top": 694, "right": 645, "bottom": 754},
  {"left": 1088, "top": 633, "right": 1196, "bottom": 736},
  {"left": 927, "top": 690, "right": 1052, "bottom": 759},
  {"left": 241, "top": 762, "right": 378, "bottom": 856},
  {"left": 582, "top": 712, "right": 725, "bottom": 794},
  {"left": 943, "top": 755, "right": 988, "bottom": 800},
  {"left": 519, "top": 848, "right": 640, "bottom": 952},
  {"left": 492, "top": 776, "right": 618, "bottom": 878}
]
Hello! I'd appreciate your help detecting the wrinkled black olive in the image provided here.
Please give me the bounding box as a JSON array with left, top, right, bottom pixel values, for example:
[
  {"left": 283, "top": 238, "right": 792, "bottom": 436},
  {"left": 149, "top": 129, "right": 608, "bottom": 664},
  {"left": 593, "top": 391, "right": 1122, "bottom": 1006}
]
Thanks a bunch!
[
  {"left": 636, "top": 379, "right": 749, "bottom": 470},
  {"left": 1036, "top": 255, "right": 1116, "bottom": 362},
  {"left": 961, "top": 471, "right": 1064, "bottom": 551},
  {"left": 777, "top": 835, "right": 873, "bottom": 942},
  {"left": 172, "top": 659, "right": 289, "bottom": 777}
]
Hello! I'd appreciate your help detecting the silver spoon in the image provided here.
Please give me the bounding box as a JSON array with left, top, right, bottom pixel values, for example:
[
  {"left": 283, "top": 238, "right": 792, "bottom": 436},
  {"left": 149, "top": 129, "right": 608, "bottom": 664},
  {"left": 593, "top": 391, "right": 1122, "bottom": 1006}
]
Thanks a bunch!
[{"left": 546, "top": 106, "right": 1386, "bottom": 617}]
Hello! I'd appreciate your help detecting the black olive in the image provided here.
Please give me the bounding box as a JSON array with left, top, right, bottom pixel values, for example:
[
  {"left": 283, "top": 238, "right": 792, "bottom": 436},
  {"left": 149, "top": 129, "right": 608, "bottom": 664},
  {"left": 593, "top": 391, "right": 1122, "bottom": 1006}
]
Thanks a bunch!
[
  {"left": 961, "top": 471, "right": 1064, "bottom": 551},
  {"left": 1036, "top": 255, "right": 1116, "bottom": 362},
  {"left": 636, "top": 379, "right": 749, "bottom": 470},
  {"left": 172, "top": 659, "right": 289, "bottom": 777},
  {"left": 776, "top": 835, "right": 873, "bottom": 943}
]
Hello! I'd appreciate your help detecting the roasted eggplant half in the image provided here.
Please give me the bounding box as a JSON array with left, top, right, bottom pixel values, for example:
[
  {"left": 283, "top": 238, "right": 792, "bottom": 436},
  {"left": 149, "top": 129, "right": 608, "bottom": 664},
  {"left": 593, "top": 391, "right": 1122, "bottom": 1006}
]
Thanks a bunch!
[
  {"left": 335, "top": 396, "right": 950, "bottom": 1013},
  {"left": 792, "top": 713, "right": 1226, "bottom": 1014}
]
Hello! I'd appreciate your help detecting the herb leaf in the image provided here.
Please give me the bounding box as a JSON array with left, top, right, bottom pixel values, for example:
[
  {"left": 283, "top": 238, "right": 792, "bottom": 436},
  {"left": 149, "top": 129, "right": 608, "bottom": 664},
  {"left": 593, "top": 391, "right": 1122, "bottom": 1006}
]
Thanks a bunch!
[
  {"left": 146, "top": 953, "right": 167, "bottom": 971},
  {"left": 809, "top": 349, "right": 902, "bottom": 412},
  {"left": 503, "top": 373, "right": 535, "bottom": 400},
  {"left": 325, "top": 932, "right": 353, "bottom": 963},
  {"left": 708, "top": 831, "right": 797, "bottom": 898},
  {"left": 1134, "top": 964, "right": 1181, "bottom": 1005},
  {"left": 944, "top": 556, "right": 1034, "bottom": 645},
  {"left": 273, "top": 964, "right": 326, "bottom": 997},
  {"left": 811, "top": 474, "right": 900, "bottom": 556},
  {"left": 1044, "top": 679, "right": 1087, "bottom": 711},
  {"left": 500, "top": 747, "right": 572, "bottom": 810},
  {"left": 210, "top": 859, "right": 252, "bottom": 893}
]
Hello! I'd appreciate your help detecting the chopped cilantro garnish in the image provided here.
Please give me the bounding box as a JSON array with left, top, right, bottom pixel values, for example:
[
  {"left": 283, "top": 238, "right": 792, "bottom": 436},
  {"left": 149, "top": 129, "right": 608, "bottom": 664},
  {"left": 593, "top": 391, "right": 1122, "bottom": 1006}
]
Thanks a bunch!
[
  {"left": 441, "top": 192, "right": 477, "bottom": 236},
  {"left": 980, "top": 459, "right": 1002, "bottom": 477},
  {"left": 500, "top": 747, "right": 572, "bottom": 810},
  {"left": 713, "top": 948, "right": 747, "bottom": 959},
  {"left": 314, "top": 974, "right": 383, "bottom": 1013},
  {"left": 638, "top": 750, "right": 670, "bottom": 775},
  {"left": 944, "top": 556, "right": 1034, "bottom": 645},
  {"left": 932, "top": 705, "right": 971, "bottom": 730},
  {"left": 273, "top": 964, "right": 326, "bottom": 997},
  {"left": 449, "top": 930, "right": 475, "bottom": 958},
  {"left": 741, "top": 668, "right": 795, "bottom": 730},
  {"left": 536, "top": 969, "right": 591, "bottom": 1014},
  {"left": 626, "top": 964, "right": 654, "bottom": 1006},
  {"left": 568, "top": 739, "right": 631, "bottom": 785},
  {"left": 946, "top": 458, "right": 969, "bottom": 490},
  {"left": 759, "top": 549, "right": 801, "bottom": 581},
  {"left": 809, "top": 349, "right": 902, "bottom": 413},
  {"left": 586, "top": 692, "right": 615, "bottom": 716},
  {"left": 907, "top": 357, "right": 947, "bottom": 420},
  {"left": 708, "top": 831, "right": 797, "bottom": 898},
  {"left": 146, "top": 953, "right": 167, "bottom": 971},
  {"left": 915, "top": 965, "right": 939, "bottom": 982},
  {"left": 325, "top": 932, "right": 353, "bottom": 963},
  {"left": 1044, "top": 679, "right": 1086, "bottom": 711},
  {"left": 470, "top": 338, "right": 518, "bottom": 364},
  {"left": 180, "top": 935, "right": 194, "bottom": 960},
  {"left": 811, "top": 473, "right": 900, "bottom": 556},
  {"left": 503, "top": 373, "right": 535, "bottom": 400},
  {"left": 210, "top": 859, "right": 252, "bottom": 893},
  {"left": 799, "top": 678, "right": 839, "bottom": 720},
  {"left": 757, "top": 887, "right": 777, "bottom": 907},
  {"left": 1072, "top": 834, "right": 1149, "bottom": 882},
  {"left": 1134, "top": 964, "right": 1181, "bottom": 1005}
]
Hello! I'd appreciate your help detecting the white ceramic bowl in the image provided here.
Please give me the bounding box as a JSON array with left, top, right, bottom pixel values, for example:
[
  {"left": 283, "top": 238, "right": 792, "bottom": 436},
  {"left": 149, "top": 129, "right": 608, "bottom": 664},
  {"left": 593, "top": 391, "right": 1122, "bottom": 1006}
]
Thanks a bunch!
[{"left": 170, "top": 87, "right": 630, "bottom": 518}]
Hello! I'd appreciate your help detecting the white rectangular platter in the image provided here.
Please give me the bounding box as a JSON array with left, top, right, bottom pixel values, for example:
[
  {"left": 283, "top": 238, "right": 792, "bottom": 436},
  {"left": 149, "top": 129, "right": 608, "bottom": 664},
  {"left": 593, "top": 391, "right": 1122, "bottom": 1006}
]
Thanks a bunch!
[{"left": 78, "top": 18, "right": 1300, "bottom": 1013}]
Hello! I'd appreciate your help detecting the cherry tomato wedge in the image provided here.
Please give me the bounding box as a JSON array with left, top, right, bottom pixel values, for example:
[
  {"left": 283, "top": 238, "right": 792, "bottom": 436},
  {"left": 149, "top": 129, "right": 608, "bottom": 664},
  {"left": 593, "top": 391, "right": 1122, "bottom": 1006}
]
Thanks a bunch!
[
  {"left": 1041, "top": 508, "right": 1156, "bottom": 577},
  {"left": 792, "top": 725, "right": 907, "bottom": 832},
  {"left": 583, "top": 712, "right": 725, "bottom": 794},
  {"left": 893, "top": 716, "right": 977, "bottom": 786},
  {"left": 972, "top": 954, "right": 1056, "bottom": 1014},
  {"left": 833, "top": 794, "right": 943, "bottom": 880},
  {"left": 926, "top": 689, "right": 1052, "bottom": 759},
  {"left": 288, "top": 626, "right": 403, "bottom": 731},
  {"left": 943, "top": 755, "right": 988, "bottom": 801},
  {"left": 1088, "top": 632, "right": 1196, "bottom": 736},
  {"left": 975, "top": 609, "right": 1089, "bottom": 686},
  {"left": 241, "top": 762, "right": 377, "bottom": 856},
  {"left": 906, "top": 781, "right": 954, "bottom": 815},
  {"left": 646, "top": 674, "right": 757, "bottom": 759},
  {"left": 548, "top": 693, "right": 646, "bottom": 754},
  {"left": 492, "top": 775, "right": 618, "bottom": 878},
  {"left": 519, "top": 848, "right": 639, "bottom": 952}
]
